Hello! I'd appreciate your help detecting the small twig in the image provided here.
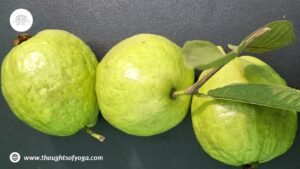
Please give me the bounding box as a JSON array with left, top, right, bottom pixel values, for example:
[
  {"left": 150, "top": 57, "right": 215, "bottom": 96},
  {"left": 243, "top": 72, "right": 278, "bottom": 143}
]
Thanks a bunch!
[
  {"left": 13, "top": 34, "right": 31, "bottom": 46},
  {"left": 171, "top": 66, "right": 223, "bottom": 99},
  {"left": 84, "top": 127, "right": 105, "bottom": 142}
]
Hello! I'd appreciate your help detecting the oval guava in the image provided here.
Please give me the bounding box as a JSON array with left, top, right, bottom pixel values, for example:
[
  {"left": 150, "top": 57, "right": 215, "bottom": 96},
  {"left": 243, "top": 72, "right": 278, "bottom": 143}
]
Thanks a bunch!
[
  {"left": 1, "top": 30, "right": 99, "bottom": 136},
  {"left": 96, "top": 34, "right": 194, "bottom": 136},
  {"left": 192, "top": 56, "right": 297, "bottom": 166}
]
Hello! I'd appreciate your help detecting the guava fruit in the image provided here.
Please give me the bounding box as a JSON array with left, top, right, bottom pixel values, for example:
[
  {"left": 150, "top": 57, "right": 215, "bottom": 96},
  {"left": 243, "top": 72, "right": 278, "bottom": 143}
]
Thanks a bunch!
[
  {"left": 96, "top": 34, "right": 194, "bottom": 136},
  {"left": 191, "top": 56, "right": 297, "bottom": 167},
  {"left": 1, "top": 30, "right": 99, "bottom": 136}
]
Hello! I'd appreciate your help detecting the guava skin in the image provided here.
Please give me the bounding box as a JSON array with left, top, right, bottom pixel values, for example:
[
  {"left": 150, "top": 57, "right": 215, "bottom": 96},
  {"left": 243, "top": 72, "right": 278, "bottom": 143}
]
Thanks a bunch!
[
  {"left": 192, "top": 56, "right": 297, "bottom": 166},
  {"left": 1, "top": 30, "right": 99, "bottom": 136},
  {"left": 96, "top": 34, "right": 194, "bottom": 136}
]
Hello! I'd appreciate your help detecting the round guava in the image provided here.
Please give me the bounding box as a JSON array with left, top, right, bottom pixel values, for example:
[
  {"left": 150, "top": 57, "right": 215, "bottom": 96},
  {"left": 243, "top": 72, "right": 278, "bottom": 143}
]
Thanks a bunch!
[
  {"left": 1, "top": 30, "right": 99, "bottom": 136},
  {"left": 192, "top": 56, "right": 297, "bottom": 166},
  {"left": 96, "top": 34, "right": 194, "bottom": 136}
]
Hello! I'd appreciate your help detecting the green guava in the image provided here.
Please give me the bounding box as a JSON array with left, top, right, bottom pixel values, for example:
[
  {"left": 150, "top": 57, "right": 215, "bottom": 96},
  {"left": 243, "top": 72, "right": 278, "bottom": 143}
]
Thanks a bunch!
[
  {"left": 1, "top": 30, "right": 99, "bottom": 136},
  {"left": 96, "top": 34, "right": 194, "bottom": 136},
  {"left": 191, "top": 56, "right": 297, "bottom": 167}
]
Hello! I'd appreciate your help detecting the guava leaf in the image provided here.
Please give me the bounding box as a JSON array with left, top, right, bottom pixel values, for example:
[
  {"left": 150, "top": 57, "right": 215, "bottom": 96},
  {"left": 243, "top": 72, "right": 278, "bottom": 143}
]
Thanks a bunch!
[
  {"left": 183, "top": 40, "right": 237, "bottom": 70},
  {"left": 241, "top": 20, "right": 296, "bottom": 53},
  {"left": 207, "top": 83, "right": 300, "bottom": 112}
]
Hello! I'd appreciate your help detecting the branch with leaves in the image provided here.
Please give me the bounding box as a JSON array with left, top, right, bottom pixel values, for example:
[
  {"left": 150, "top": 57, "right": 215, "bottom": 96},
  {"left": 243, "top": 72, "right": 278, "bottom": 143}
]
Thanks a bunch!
[{"left": 172, "top": 20, "right": 299, "bottom": 114}]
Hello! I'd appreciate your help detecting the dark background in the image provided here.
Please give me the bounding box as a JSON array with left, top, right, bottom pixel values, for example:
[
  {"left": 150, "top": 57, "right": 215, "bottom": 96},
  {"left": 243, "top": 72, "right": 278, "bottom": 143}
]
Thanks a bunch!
[{"left": 0, "top": 0, "right": 299, "bottom": 169}]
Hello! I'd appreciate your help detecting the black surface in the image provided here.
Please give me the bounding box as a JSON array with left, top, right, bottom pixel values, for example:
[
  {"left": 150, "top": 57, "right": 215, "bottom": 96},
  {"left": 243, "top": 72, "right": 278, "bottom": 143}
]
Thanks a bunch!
[{"left": 1, "top": 1, "right": 300, "bottom": 169}]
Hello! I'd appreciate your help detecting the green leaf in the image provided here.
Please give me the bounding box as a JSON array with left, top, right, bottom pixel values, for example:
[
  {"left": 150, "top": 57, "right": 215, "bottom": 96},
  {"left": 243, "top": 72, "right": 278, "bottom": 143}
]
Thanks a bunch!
[
  {"left": 183, "top": 40, "right": 237, "bottom": 70},
  {"left": 207, "top": 83, "right": 300, "bottom": 112},
  {"left": 241, "top": 20, "right": 296, "bottom": 53}
]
